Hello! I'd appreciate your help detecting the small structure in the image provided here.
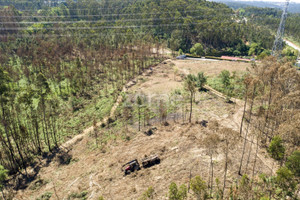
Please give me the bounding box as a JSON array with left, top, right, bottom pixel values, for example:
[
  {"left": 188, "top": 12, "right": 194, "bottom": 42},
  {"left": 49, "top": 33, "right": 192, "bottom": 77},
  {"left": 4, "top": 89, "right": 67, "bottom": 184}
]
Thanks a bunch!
[{"left": 221, "top": 56, "right": 251, "bottom": 62}]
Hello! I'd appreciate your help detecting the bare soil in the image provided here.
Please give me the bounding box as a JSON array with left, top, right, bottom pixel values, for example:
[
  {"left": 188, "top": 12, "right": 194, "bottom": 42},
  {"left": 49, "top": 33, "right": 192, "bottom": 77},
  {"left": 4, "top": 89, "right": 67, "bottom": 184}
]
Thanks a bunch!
[
  {"left": 173, "top": 59, "right": 250, "bottom": 77},
  {"left": 13, "top": 59, "right": 277, "bottom": 200}
]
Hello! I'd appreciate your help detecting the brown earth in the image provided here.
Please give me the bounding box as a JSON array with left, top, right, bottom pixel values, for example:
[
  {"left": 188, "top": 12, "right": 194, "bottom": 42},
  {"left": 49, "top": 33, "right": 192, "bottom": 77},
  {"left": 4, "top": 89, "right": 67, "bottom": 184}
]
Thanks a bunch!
[
  {"left": 173, "top": 59, "right": 250, "bottom": 77},
  {"left": 13, "top": 59, "right": 277, "bottom": 200}
]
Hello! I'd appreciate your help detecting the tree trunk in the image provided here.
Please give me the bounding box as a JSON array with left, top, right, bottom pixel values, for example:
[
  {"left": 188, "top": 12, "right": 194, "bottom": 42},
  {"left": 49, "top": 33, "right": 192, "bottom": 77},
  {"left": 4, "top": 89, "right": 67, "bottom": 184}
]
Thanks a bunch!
[
  {"left": 240, "top": 88, "right": 248, "bottom": 137},
  {"left": 238, "top": 85, "right": 256, "bottom": 175},
  {"left": 138, "top": 106, "right": 141, "bottom": 131},
  {"left": 143, "top": 107, "right": 146, "bottom": 127},
  {"left": 210, "top": 153, "right": 214, "bottom": 197},
  {"left": 222, "top": 145, "right": 228, "bottom": 199},
  {"left": 42, "top": 97, "right": 51, "bottom": 152},
  {"left": 252, "top": 136, "right": 259, "bottom": 179},
  {"left": 263, "top": 80, "right": 274, "bottom": 141},
  {"left": 245, "top": 136, "right": 253, "bottom": 174},
  {"left": 189, "top": 92, "right": 193, "bottom": 123}
]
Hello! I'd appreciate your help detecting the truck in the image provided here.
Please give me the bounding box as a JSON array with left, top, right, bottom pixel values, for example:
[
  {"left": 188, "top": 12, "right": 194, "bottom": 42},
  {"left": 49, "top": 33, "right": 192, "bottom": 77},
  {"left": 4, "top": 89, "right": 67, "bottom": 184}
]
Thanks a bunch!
[{"left": 122, "top": 155, "right": 161, "bottom": 176}]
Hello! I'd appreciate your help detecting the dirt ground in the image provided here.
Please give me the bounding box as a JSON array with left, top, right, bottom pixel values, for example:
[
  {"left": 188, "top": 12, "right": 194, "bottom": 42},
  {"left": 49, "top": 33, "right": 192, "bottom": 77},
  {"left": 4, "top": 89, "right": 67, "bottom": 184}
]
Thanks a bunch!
[
  {"left": 173, "top": 59, "right": 250, "bottom": 77},
  {"left": 13, "top": 59, "right": 277, "bottom": 200}
]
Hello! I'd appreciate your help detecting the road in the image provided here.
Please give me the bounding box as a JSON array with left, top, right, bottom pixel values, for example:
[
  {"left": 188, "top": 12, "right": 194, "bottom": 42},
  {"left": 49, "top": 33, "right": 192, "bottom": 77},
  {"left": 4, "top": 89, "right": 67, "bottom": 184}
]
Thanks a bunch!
[
  {"left": 284, "top": 39, "right": 300, "bottom": 66},
  {"left": 284, "top": 39, "right": 300, "bottom": 52},
  {"left": 186, "top": 57, "right": 220, "bottom": 61}
]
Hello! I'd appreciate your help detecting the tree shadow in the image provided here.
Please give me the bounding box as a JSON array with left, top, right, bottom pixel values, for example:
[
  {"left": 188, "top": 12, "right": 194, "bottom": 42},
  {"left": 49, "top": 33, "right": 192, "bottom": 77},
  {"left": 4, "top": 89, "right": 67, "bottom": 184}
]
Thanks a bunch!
[{"left": 11, "top": 147, "right": 71, "bottom": 190}]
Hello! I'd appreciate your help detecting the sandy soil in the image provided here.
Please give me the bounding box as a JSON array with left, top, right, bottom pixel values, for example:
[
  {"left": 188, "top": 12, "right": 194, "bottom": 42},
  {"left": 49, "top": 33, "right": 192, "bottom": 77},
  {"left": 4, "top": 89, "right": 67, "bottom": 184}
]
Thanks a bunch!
[
  {"left": 173, "top": 59, "right": 250, "bottom": 77},
  {"left": 13, "top": 59, "right": 277, "bottom": 200}
]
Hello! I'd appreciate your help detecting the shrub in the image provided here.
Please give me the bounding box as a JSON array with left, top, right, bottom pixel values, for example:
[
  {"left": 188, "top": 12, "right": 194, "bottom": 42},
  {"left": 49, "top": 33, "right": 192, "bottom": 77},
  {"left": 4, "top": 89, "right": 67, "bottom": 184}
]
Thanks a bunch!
[
  {"left": 71, "top": 96, "right": 84, "bottom": 112},
  {"left": 168, "top": 182, "right": 187, "bottom": 200},
  {"left": 0, "top": 165, "right": 8, "bottom": 192},
  {"left": 190, "top": 176, "right": 207, "bottom": 200},
  {"left": 178, "top": 184, "right": 187, "bottom": 200},
  {"left": 233, "top": 50, "right": 241, "bottom": 56},
  {"left": 68, "top": 191, "right": 88, "bottom": 200},
  {"left": 276, "top": 167, "right": 297, "bottom": 196},
  {"left": 257, "top": 50, "right": 269, "bottom": 60},
  {"left": 286, "top": 150, "right": 300, "bottom": 177},
  {"left": 169, "top": 182, "right": 178, "bottom": 200},
  {"left": 36, "top": 192, "right": 52, "bottom": 200},
  {"left": 178, "top": 49, "right": 184, "bottom": 55},
  {"left": 219, "top": 70, "right": 231, "bottom": 88},
  {"left": 268, "top": 136, "right": 285, "bottom": 160},
  {"left": 196, "top": 72, "right": 207, "bottom": 90},
  {"left": 139, "top": 186, "right": 155, "bottom": 200},
  {"left": 190, "top": 43, "right": 204, "bottom": 56}
]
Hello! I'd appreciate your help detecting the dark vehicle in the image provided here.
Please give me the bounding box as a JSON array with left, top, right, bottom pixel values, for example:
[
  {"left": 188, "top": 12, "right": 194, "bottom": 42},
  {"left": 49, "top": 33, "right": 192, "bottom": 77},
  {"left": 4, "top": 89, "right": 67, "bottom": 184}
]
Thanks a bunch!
[
  {"left": 122, "top": 159, "right": 141, "bottom": 175},
  {"left": 176, "top": 55, "right": 187, "bottom": 59},
  {"left": 141, "top": 155, "right": 160, "bottom": 168}
]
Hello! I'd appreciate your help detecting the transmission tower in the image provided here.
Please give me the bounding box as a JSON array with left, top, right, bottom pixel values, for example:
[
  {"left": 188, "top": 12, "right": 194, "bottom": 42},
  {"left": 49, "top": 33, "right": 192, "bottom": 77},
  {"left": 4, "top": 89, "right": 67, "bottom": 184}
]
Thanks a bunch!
[{"left": 272, "top": 0, "right": 290, "bottom": 56}]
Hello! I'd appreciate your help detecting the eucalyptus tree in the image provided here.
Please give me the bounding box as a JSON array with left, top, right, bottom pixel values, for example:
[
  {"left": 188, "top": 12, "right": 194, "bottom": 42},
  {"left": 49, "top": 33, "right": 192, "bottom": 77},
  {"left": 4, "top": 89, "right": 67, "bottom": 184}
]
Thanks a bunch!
[{"left": 184, "top": 74, "right": 197, "bottom": 123}]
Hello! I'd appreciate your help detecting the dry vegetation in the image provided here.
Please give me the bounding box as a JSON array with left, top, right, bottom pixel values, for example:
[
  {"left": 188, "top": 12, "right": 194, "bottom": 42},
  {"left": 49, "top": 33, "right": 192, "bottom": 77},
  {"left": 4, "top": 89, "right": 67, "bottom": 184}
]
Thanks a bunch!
[{"left": 11, "top": 59, "right": 286, "bottom": 200}]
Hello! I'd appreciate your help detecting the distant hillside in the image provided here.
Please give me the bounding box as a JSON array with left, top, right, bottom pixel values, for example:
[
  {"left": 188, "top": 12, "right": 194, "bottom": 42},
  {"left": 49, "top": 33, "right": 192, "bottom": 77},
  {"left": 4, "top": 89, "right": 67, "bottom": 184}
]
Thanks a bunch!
[{"left": 210, "top": 0, "right": 300, "bottom": 13}]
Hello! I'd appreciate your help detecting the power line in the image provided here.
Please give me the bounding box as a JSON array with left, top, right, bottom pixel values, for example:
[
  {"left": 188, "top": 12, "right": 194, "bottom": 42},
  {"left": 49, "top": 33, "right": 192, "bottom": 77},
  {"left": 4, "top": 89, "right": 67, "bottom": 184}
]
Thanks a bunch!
[
  {"left": 0, "top": 25, "right": 244, "bottom": 38},
  {"left": 0, "top": 32, "right": 155, "bottom": 38},
  {"left": 0, "top": 19, "right": 241, "bottom": 31},
  {"left": 0, "top": 4, "right": 232, "bottom": 12},
  {"left": 272, "top": 0, "right": 290, "bottom": 56},
  {"left": 0, "top": 22, "right": 224, "bottom": 31},
  {"left": 0, "top": 14, "right": 234, "bottom": 24},
  {"left": 0, "top": 8, "right": 233, "bottom": 18},
  {"left": 0, "top": 0, "right": 234, "bottom": 6}
]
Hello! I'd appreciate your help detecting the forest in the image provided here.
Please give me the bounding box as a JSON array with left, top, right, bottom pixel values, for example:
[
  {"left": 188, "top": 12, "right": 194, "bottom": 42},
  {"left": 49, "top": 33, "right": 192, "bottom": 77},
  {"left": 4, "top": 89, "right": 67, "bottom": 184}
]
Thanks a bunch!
[
  {"left": 238, "top": 6, "right": 300, "bottom": 46},
  {"left": 0, "top": 0, "right": 299, "bottom": 199},
  {"left": 0, "top": 0, "right": 278, "bottom": 56}
]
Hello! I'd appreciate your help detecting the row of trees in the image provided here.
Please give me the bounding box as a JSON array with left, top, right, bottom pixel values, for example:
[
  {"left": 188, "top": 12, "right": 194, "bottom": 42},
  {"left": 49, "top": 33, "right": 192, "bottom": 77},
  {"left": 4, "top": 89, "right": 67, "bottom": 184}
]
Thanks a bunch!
[{"left": 237, "top": 57, "right": 299, "bottom": 198}]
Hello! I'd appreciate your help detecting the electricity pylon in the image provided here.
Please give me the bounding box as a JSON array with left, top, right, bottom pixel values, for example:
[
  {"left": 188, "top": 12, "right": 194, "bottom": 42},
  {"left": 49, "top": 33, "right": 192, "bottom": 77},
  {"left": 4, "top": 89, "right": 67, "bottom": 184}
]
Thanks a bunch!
[{"left": 272, "top": 0, "right": 290, "bottom": 57}]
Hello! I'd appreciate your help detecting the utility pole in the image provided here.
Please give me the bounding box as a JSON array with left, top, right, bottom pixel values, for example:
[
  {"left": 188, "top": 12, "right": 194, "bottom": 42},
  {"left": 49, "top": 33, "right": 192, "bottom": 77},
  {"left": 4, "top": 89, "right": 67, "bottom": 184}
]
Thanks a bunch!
[{"left": 272, "top": 0, "right": 290, "bottom": 57}]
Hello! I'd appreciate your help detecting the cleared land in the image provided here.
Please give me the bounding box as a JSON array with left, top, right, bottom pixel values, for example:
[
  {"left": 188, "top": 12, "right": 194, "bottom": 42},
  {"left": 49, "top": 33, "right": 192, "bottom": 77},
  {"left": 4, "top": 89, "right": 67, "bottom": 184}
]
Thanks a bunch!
[
  {"left": 173, "top": 59, "right": 249, "bottom": 76},
  {"left": 13, "top": 59, "right": 277, "bottom": 200}
]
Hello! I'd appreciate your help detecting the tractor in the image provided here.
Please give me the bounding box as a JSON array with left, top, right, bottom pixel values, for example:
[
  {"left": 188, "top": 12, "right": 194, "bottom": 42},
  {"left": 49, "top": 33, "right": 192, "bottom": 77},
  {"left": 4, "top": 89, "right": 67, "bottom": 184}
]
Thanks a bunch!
[{"left": 122, "top": 159, "right": 141, "bottom": 175}]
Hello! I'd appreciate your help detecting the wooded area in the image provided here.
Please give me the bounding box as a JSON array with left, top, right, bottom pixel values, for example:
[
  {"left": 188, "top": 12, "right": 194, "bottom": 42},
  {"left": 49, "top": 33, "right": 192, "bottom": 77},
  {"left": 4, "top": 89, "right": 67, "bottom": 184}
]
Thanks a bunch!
[
  {"left": 0, "top": 0, "right": 299, "bottom": 199},
  {"left": 240, "top": 7, "right": 300, "bottom": 45},
  {"left": 0, "top": 0, "right": 278, "bottom": 56}
]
